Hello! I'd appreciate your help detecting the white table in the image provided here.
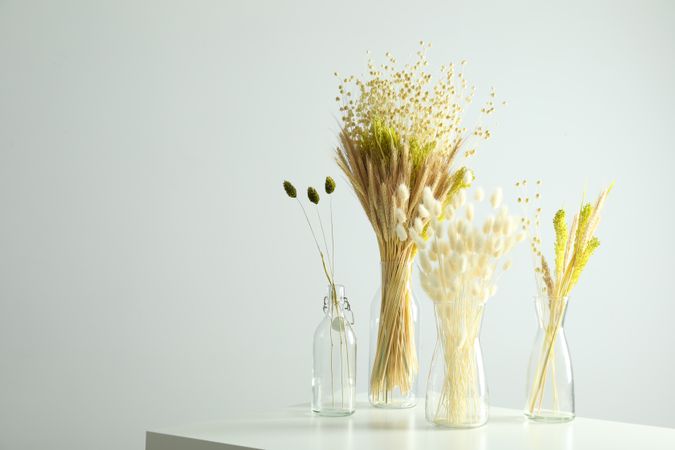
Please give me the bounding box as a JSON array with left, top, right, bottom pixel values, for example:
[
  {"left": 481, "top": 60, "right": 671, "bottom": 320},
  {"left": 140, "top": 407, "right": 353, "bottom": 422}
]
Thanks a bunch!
[{"left": 146, "top": 396, "right": 675, "bottom": 450}]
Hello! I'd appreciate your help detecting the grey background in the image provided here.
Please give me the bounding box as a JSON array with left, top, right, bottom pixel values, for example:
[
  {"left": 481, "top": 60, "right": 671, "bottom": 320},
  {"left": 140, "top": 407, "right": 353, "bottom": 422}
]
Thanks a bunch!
[{"left": 1, "top": 0, "right": 674, "bottom": 449}]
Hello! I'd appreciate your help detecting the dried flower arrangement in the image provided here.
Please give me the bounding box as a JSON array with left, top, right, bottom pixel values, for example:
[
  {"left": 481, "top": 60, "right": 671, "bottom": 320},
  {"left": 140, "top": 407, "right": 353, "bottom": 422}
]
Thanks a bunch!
[
  {"left": 283, "top": 177, "right": 353, "bottom": 409},
  {"left": 335, "top": 41, "right": 503, "bottom": 406},
  {"left": 518, "top": 180, "right": 613, "bottom": 419},
  {"left": 403, "top": 184, "right": 524, "bottom": 426}
]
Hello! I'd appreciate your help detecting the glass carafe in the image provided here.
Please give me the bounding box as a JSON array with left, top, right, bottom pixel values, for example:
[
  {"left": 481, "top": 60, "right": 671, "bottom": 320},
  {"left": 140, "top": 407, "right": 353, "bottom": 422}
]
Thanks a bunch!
[
  {"left": 312, "top": 284, "right": 356, "bottom": 416},
  {"left": 425, "top": 300, "right": 488, "bottom": 428},
  {"left": 524, "top": 295, "right": 574, "bottom": 422}
]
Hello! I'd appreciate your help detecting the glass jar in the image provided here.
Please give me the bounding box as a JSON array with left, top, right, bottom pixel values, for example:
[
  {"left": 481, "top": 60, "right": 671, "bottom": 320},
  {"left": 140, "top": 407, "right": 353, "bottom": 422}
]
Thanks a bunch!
[
  {"left": 425, "top": 300, "right": 488, "bottom": 428},
  {"left": 311, "top": 284, "right": 356, "bottom": 416},
  {"left": 524, "top": 295, "right": 574, "bottom": 422},
  {"left": 369, "top": 260, "right": 419, "bottom": 408}
]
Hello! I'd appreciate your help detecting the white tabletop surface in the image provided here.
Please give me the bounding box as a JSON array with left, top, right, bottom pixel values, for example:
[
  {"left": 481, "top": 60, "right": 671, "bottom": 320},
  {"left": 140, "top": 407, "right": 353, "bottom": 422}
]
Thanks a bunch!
[{"left": 146, "top": 396, "right": 675, "bottom": 450}]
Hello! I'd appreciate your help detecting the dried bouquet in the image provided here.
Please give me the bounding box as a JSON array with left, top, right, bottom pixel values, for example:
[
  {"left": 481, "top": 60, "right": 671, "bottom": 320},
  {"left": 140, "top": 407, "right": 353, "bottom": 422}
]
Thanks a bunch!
[
  {"left": 519, "top": 181, "right": 613, "bottom": 419},
  {"left": 283, "top": 177, "right": 355, "bottom": 413},
  {"left": 335, "top": 42, "right": 502, "bottom": 406},
  {"left": 406, "top": 185, "right": 524, "bottom": 426}
]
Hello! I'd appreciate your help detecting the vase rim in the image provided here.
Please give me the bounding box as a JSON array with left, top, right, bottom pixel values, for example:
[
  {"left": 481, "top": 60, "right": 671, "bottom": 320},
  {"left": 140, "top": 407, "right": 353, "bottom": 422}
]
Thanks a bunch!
[
  {"left": 327, "top": 284, "right": 346, "bottom": 299},
  {"left": 533, "top": 294, "right": 569, "bottom": 301},
  {"left": 433, "top": 299, "right": 486, "bottom": 307}
]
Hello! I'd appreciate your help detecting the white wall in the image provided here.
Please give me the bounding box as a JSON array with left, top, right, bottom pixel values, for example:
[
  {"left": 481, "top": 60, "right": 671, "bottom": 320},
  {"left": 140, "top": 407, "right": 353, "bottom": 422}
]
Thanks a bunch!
[{"left": 1, "top": 1, "right": 674, "bottom": 449}]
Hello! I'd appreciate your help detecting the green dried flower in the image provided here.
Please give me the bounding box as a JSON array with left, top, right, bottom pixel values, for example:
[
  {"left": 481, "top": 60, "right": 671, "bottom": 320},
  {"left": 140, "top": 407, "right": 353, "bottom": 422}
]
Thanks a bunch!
[
  {"left": 553, "top": 209, "right": 567, "bottom": 279},
  {"left": 307, "top": 187, "right": 320, "bottom": 204},
  {"left": 570, "top": 236, "right": 600, "bottom": 287},
  {"left": 574, "top": 203, "right": 593, "bottom": 255},
  {"left": 283, "top": 180, "right": 297, "bottom": 198},
  {"left": 325, "top": 176, "right": 336, "bottom": 194}
]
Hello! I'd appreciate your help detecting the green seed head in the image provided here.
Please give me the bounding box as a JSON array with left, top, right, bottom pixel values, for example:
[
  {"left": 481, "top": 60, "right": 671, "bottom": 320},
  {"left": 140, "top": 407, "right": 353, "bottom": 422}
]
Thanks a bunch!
[
  {"left": 553, "top": 209, "right": 566, "bottom": 231},
  {"left": 325, "top": 176, "right": 336, "bottom": 194},
  {"left": 283, "top": 181, "right": 297, "bottom": 198},
  {"left": 307, "top": 187, "right": 320, "bottom": 204}
]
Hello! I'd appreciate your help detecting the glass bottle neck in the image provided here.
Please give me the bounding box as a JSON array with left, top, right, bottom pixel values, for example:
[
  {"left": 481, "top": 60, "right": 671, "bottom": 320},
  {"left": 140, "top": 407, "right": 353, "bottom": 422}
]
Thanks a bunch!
[
  {"left": 434, "top": 299, "right": 485, "bottom": 316},
  {"left": 534, "top": 295, "right": 569, "bottom": 329},
  {"left": 325, "top": 284, "right": 346, "bottom": 317},
  {"left": 433, "top": 300, "right": 485, "bottom": 332}
]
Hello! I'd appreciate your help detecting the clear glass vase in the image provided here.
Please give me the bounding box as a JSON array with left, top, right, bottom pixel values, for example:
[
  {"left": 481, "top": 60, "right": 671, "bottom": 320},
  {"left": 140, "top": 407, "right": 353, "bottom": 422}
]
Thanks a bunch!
[
  {"left": 524, "top": 295, "right": 574, "bottom": 422},
  {"left": 311, "top": 284, "right": 356, "bottom": 416},
  {"left": 369, "top": 260, "right": 419, "bottom": 408},
  {"left": 425, "top": 300, "right": 488, "bottom": 428}
]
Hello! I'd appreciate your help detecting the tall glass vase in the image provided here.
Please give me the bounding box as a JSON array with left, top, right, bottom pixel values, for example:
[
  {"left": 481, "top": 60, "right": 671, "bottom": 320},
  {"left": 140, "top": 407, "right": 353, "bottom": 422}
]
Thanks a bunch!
[
  {"left": 369, "top": 260, "right": 419, "bottom": 408},
  {"left": 524, "top": 295, "right": 574, "bottom": 422},
  {"left": 312, "top": 284, "right": 356, "bottom": 416},
  {"left": 425, "top": 300, "right": 488, "bottom": 428}
]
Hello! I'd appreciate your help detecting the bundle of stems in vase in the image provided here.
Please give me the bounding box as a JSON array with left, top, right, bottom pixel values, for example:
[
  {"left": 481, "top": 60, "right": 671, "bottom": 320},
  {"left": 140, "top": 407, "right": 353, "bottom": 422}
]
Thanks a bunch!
[
  {"left": 519, "top": 181, "right": 613, "bottom": 417},
  {"left": 407, "top": 185, "right": 523, "bottom": 425},
  {"left": 335, "top": 42, "right": 502, "bottom": 405}
]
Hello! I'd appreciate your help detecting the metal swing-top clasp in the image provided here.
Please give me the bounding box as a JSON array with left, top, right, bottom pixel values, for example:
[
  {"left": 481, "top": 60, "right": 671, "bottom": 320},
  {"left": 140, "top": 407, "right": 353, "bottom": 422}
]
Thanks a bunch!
[{"left": 323, "top": 296, "right": 355, "bottom": 325}]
